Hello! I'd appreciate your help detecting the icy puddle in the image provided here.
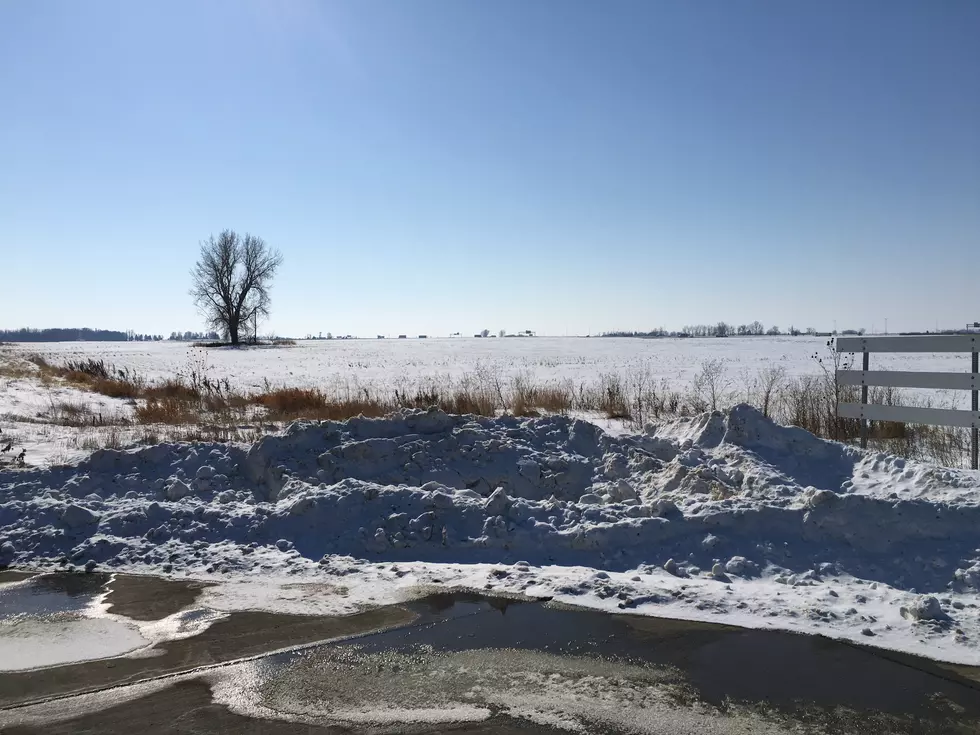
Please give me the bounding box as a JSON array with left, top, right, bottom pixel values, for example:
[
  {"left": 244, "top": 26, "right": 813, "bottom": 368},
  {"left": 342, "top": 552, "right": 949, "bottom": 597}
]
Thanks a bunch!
[
  {"left": 0, "top": 571, "right": 415, "bottom": 709},
  {"left": 0, "top": 572, "right": 149, "bottom": 671},
  {"left": 4, "top": 582, "right": 980, "bottom": 733},
  {"left": 238, "top": 593, "right": 980, "bottom": 734}
]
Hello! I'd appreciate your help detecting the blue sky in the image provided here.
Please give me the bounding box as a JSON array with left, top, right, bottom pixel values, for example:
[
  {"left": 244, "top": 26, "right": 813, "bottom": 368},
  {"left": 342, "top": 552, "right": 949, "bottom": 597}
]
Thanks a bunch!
[{"left": 1, "top": 0, "right": 977, "bottom": 337}]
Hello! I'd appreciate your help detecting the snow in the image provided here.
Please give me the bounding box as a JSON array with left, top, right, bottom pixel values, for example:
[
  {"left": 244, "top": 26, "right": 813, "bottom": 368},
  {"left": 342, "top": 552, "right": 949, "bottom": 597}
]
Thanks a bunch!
[
  {"left": 7, "top": 336, "right": 974, "bottom": 404},
  {"left": 0, "top": 363, "right": 136, "bottom": 468},
  {"left": 2, "top": 404, "right": 980, "bottom": 666},
  {"left": 3, "top": 335, "right": 971, "bottom": 471}
]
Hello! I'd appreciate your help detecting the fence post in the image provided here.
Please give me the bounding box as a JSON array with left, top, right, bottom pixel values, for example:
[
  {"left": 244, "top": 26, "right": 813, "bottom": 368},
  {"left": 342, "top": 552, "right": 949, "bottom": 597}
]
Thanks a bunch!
[
  {"left": 973, "top": 349, "right": 978, "bottom": 471},
  {"left": 860, "top": 351, "right": 869, "bottom": 449}
]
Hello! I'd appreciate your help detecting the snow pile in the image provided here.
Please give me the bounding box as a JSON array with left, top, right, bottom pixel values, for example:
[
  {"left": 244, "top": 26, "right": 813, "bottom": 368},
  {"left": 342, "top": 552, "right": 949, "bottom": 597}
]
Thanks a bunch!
[{"left": 2, "top": 405, "right": 980, "bottom": 663}]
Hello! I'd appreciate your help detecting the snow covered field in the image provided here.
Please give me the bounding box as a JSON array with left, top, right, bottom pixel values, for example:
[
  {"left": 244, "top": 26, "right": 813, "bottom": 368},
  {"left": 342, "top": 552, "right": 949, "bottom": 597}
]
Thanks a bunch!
[
  {"left": 2, "top": 404, "right": 980, "bottom": 667},
  {"left": 9, "top": 336, "right": 974, "bottom": 402},
  {"left": 2, "top": 338, "right": 979, "bottom": 669}
]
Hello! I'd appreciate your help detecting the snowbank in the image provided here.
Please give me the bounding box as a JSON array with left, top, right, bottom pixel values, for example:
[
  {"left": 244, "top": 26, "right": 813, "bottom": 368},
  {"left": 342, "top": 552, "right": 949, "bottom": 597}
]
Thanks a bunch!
[{"left": 2, "top": 405, "right": 979, "bottom": 663}]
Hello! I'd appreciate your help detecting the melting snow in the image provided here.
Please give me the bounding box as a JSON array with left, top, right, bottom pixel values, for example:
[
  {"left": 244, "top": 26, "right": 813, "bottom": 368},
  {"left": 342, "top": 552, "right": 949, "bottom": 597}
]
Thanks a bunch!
[{"left": 2, "top": 405, "right": 979, "bottom": 664}]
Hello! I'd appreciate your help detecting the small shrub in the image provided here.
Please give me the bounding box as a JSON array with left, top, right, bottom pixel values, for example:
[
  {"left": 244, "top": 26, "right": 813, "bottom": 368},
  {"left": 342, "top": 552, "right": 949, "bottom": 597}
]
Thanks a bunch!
[
  {"left": 136, "top": 396, "right": 199, "bottom": 424},
  {"left": 253, "top": 387, "right": 389, "bottom": 421},
  {"left": 144, "top": 379, "right": 200, "bottom": 402},
  {"left": 85, "top": 376, "right": 142, "bottom": 399},
  {"left": 598, "top": 374, "right": 631, "bottom": 419},
  {"left": 536, "top": 384, "right": 572, "bottom": 414},
  {"left": 439, "top": 388, "right": 496, "bottom": 417},
  {"left": 253, "top": 387, "right": 327, "bottom": 414},
  {"left": 63, "top": 358, "right": 112, "bottom": 380},
  {"left": 691, "top": 359, "right": 730, "bottom": 413},
  {"left": 405, "top": 387, "right": 440, "bottom": 408}
]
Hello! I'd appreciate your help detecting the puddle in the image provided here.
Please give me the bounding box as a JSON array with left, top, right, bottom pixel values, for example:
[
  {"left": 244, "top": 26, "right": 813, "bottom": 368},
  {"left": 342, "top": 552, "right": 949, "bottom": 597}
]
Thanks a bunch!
[
  {"left": 0, "top": 573, "right": 146, "bottom": 672},
  {"left": 253, "top": 593, "right": 980, "bottom": 734},
  {"left": 0, "top": 571, "right": 37, "bottom": 585},
  {"left": 0, "top": 617, "right": 148, "bottom": 672},
  {"left": 2, "top": 678, "right": 562, "bottom": 735},
  {"left": 4, "top": 586, "right": 980, "bottom": 734},
  {"left": 0, "top": 573, "right": 110, "bottom": 617},
  {"left": 0, "top": 603, "right": 416, "bottom": 708},
  {"left": 102, "top": 575, "right": 213, "bottom": 621},
  {"left": 0, "top": 573, "right": 215, "bottom": 674}
]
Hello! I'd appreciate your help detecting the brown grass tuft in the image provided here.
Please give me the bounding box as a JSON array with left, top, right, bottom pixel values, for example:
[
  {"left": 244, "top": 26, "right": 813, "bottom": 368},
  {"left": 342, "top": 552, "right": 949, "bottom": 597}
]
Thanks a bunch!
[
  {"left": 135, "top": 396, "right": 199, "bottom": 424},
  {"left": 253, "top": 387, "right": 389, "bottom": 421},
  {"left": 144, "top": 379, "right": 201, "bottom": 402}
]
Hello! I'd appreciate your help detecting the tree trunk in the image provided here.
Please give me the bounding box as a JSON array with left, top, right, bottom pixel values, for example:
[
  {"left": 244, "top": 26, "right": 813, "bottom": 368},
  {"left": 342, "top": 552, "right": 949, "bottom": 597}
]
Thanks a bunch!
[{"left": 229, "top": 318, "right": 240, "bottom": 345}]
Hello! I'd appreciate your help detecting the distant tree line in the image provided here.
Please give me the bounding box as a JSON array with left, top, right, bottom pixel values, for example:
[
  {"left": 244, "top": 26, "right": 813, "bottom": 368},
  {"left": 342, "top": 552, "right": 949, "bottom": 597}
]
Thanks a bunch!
[
  {"left": 0, "top": 328, "right": 162, "bottom": 342},
  {"left": 681, "top": 321, "right": 766, "bottom": 337},
  {"left": 127, "top": 333, "right": 164, "bottom": 341},
  {"left": 602, "top": 323, "right": 867, "bottom": 338},
  {"left": 168, "top": 331, "right": 221, "bottom": 341}
]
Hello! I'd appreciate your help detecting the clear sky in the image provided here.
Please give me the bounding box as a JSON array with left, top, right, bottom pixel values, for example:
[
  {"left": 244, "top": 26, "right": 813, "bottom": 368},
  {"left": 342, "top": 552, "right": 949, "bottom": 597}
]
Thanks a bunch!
[{"left": 1, "top": 0, "right": 977, "bottom": 337}]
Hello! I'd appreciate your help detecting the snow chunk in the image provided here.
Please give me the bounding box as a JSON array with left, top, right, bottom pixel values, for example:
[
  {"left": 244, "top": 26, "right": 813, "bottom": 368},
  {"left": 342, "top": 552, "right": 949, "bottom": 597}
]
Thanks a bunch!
[
  {"left": 609, "top": 480, "right": 637, "bottom": 502},
  {"left": 60, "top": 504, "right": 100, "bottom": 528},
  {"left": 166, "top": 480, "right": 193, "bottom": 501},
  {"left": 484, "top": 488, "right": 511, "bottom": 516},
  {"left": 901, "top": 596, "right": 946, "bottom": 622},
  {"left": 724, "top": 556, "right": 756, "bottom": 576},
  {"left": 0, "top": 541, "right": 14, "bottom": 566}
]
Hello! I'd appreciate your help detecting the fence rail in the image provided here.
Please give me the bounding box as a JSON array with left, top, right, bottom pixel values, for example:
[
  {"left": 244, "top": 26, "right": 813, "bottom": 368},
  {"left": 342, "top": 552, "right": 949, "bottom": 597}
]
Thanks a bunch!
[
  {"left": 837, "top": 402, "right": 980, "bottom": 429},
  {"left": 835, "top": 335, "right": 978, "bottom": 353},
  {"left": 835, "top": 335, "right": 979, "bottom": 469},
  {"left": 836, "top": 370, "right": 979, "bottom": 391}
]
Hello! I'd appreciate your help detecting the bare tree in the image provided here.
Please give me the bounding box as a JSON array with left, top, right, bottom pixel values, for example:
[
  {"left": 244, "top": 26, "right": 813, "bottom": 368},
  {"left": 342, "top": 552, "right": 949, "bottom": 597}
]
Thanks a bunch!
[
  {"left": 190, "top": 230, "right": 283, "bottom": 346},
  {"left": 691, "top": 358, "right": 731, "bottom": 412},
  {"left": 757, "top": 364, "right": 787, "bottom": 418},
  {"left": 813, "top": 339, "right": 855, "bottom": 440}
]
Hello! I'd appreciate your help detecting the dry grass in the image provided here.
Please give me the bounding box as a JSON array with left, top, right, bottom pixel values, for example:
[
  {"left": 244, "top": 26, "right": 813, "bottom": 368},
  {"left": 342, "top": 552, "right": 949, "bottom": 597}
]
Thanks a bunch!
[
  {"left": 8, "top": 351, "right": 975, "bottom": 467},
  {"left": 144, "top": 379, "right": 201, "bottom": 402},
  {"left": 78, "top": 427, "right": 125, "bottom": 451},
  {"left": 254, "top": 387, "right": 389, "bottom": 422},
  {"left": 0, "top": 361, "right": 38, "bottom": 380},
  {"left": 22, "top": 356, "right": 143, "bottom": 399},
  {"left": 598, "top": 374, "right": 631, "bottom": 419},
  {"left": 135, "top": 396, "right": 199, "bottom": 424}
]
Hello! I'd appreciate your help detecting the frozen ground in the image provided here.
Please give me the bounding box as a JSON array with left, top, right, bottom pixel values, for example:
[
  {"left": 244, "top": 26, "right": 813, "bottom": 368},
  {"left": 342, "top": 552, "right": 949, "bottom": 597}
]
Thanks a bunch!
[
  {"left": 7, "top": 337, "right": 974, "bottom": 404},
  {"left": 2, "top": 405, "right": 980, "bottom": 666},
  {"left": 0, "top": 573, "right": 221, "bottom": 670}
]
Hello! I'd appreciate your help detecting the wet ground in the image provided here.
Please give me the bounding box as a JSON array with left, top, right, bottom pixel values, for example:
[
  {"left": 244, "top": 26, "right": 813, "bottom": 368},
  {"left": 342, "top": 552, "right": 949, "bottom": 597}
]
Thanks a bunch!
[
  {"left": 1, "top": 572, "right": 979, "bottom": 733},
  {"left": 0, "top": 572, "right": 414, "bottom": 707},
  {"left": 102, "top": 574, "right": 214, "bottom": 620}
]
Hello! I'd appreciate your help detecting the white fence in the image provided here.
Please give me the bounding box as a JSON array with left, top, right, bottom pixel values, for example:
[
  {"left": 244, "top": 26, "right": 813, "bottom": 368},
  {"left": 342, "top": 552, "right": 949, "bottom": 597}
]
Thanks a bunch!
[{"left": 835, "top": 334, "right": 979, "bottom": 469}]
